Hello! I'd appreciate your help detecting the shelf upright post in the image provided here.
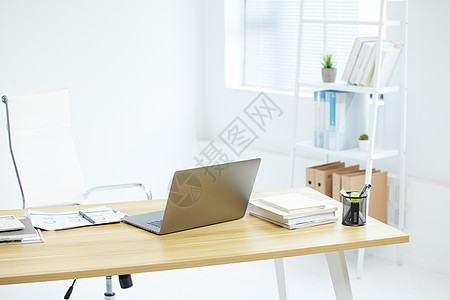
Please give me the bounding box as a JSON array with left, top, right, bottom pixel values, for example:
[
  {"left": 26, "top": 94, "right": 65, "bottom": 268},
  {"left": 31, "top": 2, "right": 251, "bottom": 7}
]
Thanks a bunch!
[
  {"left": 290, "top": 0, "right": 306, "bottom": 188},
  {"left": 397, "top": 0, "right": 408, "bottom": 266},
  {"left": 323, "top": 1, "right": 330, "bottom": 164},
  {"left": 285, "top": 2, "right": 308, "bottom": 298},
  {"left": 323, "top": 0, "right": 328, "bottom": 53},
  {"left": 356, "top": 0, "right": 387, "bottom": 279}
]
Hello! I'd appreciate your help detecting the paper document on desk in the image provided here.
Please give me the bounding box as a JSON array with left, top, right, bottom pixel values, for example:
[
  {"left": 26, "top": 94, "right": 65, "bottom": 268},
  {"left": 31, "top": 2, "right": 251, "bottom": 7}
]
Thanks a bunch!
[{"left": 27, "top": 206, "right": 123, "bottom": 230}]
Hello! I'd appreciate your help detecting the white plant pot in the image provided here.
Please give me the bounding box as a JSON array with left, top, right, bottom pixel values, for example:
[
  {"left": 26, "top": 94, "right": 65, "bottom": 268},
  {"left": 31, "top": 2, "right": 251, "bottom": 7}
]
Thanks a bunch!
[
  {"left": 322, "top": 68, "right": 337, "bottom": 83},
  {"left": 359, "top": 140, "right": 369, "bottom": 152}
]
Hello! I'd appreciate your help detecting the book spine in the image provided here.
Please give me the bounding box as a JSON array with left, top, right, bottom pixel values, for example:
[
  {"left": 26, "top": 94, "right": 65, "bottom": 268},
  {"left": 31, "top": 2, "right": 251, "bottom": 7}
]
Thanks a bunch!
[
  {"left": 325, "top": 91, "right": 336, "bottom": 150},
  {"left": 318, "top": 90, "right": 326, "bottom": 148},
  {"left": 355, "top": 42, "right": 375, "bottom": 85},
  {"left": 334, "top": 92, "right": 350, "bottom": 151},
  {"left": 359, "top": 49, "right": 376, "bottom": 86},
  {"left": 347, "top": 41, "right": 366, "bottom": 84},
  {"left": 330, "top": 91, "right": 336, "bottom": 128},
  {"left": 342, "top": 38, "right": 363, "bottom": 81},
  {"left": 313, "top": 91, "right": 320, "bottom": 147}
]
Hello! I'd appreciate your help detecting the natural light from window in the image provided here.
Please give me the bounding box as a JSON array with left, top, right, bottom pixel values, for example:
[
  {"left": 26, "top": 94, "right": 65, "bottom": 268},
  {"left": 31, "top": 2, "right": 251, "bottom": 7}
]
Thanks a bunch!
[{"left": 225, "top": 0, "right": 384, "bottom": 93}]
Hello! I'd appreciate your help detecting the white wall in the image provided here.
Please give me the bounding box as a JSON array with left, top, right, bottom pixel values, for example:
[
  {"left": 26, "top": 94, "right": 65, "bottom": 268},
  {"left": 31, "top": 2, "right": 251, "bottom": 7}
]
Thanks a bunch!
[
  {"left": 406, "top": 0, "right": 450, "bottom": 182},
  {"left": 202, "top": 0, "right": 450, "bottom": 275},
  {"left": 0, "top": 0, "right": 203, "bottom": 208}
]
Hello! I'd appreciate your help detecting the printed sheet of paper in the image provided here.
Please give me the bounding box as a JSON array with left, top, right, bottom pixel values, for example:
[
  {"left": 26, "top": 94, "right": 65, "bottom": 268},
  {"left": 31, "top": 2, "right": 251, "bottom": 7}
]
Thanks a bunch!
[{"left": 27, "top": 206, "right": 123, "bottom": 230}]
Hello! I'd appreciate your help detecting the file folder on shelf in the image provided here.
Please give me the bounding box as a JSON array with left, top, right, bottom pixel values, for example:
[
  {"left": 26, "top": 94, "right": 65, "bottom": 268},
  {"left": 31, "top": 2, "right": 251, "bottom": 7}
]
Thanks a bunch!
[
  {"left": 331, "top": 165, "right": 361, "bottom": 201},
  {"left": 314, "top": 162, "right": 345, "bottom": 197},
  {"left": 305, "top": 162, "right": 343, "bottom": 190}
]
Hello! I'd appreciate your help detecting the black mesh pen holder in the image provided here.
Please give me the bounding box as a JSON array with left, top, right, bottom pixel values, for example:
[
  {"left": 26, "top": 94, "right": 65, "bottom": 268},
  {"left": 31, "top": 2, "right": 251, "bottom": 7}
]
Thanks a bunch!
[{"left": 342, "top": 191, "right": 367, "bottom": 226}]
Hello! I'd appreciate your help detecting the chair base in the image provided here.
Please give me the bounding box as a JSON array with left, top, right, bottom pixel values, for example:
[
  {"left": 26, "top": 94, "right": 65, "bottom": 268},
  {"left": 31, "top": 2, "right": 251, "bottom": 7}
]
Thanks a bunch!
[{"left": 104, "top": 276, "right": 116, "bottom": 300}]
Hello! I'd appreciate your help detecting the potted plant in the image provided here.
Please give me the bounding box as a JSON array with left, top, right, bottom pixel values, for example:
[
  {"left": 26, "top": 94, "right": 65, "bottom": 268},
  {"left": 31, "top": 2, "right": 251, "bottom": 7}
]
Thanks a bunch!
[
  {"left": 359, "top": 134, "right": 369, "bottom": 151},
  {"left": 321, "top": 53, "right": 337, "bottom": 83}
]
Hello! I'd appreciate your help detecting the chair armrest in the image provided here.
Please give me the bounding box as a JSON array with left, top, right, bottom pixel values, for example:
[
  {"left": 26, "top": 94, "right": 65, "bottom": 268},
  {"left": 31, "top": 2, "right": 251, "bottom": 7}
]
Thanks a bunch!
[{"left": 83, "top": 183, "right": 152, "bottom": 201}]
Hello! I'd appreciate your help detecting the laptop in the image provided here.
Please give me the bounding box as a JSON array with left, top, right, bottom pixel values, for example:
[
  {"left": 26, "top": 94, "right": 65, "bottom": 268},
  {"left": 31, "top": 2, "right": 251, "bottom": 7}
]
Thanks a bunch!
[{"left": 122, "top": 158, "right": 261, "bottom": 235}]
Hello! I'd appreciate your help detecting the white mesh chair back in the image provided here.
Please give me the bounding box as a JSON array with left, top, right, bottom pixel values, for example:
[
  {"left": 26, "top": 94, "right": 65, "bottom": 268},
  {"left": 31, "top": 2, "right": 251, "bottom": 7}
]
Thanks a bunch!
[{"left": 4, "top": 89, "right": 85, "bottom": 208}]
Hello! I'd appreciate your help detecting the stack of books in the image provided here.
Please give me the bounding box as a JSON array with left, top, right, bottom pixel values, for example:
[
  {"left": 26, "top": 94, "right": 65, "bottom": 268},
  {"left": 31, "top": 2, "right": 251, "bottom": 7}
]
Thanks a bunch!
[
  {"left": 0, "top": 217, "right": 44, "bottom": 245},
  {"left": 342, "top": 37, "right": 401, "bottom": 87},
  {"left": 248, "top": 193, "right": 338, "bottom": 229}
]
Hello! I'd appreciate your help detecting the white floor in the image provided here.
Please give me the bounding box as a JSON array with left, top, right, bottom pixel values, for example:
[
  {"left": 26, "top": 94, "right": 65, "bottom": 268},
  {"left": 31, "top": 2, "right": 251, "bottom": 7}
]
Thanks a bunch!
[{"left": 1, "top": 250, "right": 449, "bottom": 299}]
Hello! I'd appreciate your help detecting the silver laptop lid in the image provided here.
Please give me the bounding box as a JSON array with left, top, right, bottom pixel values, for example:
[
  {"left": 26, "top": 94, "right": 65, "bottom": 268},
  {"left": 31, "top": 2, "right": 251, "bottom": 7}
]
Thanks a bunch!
[{"left": 159, "top": 158, "right": 261, "bottom": 234}]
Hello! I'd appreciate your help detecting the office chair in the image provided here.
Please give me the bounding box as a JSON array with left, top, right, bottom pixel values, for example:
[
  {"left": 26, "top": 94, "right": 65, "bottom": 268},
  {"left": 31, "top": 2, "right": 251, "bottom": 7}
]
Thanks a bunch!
[{"left": 2, "top": 89, "right": 151, "bottom": 300}]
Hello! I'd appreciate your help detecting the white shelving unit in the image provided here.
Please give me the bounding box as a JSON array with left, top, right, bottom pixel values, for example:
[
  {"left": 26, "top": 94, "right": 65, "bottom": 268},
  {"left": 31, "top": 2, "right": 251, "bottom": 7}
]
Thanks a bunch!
[
  {"left": 290, "top": 0, "right": 408, "bottom": 278},
  {"left": 296, "top": 141, "right": 400, "bottom": 161}
]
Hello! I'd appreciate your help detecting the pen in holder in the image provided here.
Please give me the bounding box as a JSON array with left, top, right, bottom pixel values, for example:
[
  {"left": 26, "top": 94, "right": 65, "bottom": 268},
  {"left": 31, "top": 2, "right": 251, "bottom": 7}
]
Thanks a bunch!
[{"left": 342, "top": 191, "right": 367, "bottom": 226}]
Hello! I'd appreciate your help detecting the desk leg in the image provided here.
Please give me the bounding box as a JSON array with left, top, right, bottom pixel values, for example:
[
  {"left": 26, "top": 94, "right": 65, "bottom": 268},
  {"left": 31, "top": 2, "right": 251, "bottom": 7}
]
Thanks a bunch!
[
  {"left": 356, "top": 248, "right": 365, "bottom": 279},
  {"left": 274, "top": 258, "right": 288, "bottom": 300},
  {"left": 326, "top": 251, "right": 354, "bottom": 300}
]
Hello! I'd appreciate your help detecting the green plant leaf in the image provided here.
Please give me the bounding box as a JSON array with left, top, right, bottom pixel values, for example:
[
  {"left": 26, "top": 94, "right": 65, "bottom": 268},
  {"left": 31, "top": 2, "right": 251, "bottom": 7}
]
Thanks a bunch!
[
  {"left": 321, "top": 53, "right": 334, "bottom": 68},
  {"left": 359, "top": 134, "right": 369, "bottom": 140}
]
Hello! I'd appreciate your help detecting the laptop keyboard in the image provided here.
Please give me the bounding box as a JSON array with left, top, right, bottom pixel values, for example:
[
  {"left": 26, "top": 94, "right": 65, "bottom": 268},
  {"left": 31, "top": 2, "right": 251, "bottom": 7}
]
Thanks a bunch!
[{"left": 147, "top": 220, "right": 162, "bottom": 228}]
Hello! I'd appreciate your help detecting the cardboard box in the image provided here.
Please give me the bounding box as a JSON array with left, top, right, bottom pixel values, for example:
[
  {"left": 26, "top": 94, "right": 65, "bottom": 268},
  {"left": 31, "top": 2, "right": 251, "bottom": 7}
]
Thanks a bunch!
[
  {"left": 341, "top": 170, "right": 388, "bottom": 223},
  {"left": 314, "top": 162, "right": 345, "bottom": 196},
  {"left": 336, "top": 169, "right": 378, "bottom": 202},
  {"left": 331, "top": 165, "right": 360, "bottom": 201},
  {"left": 305, "top": 162, "right": 343, "bottom": 189}
]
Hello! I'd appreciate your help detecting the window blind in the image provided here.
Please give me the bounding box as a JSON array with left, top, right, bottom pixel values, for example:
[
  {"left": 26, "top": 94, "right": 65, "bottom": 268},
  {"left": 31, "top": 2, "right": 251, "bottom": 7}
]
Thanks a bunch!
[{"left": 243, "top": 0, "right": 362, "bottom": 92}]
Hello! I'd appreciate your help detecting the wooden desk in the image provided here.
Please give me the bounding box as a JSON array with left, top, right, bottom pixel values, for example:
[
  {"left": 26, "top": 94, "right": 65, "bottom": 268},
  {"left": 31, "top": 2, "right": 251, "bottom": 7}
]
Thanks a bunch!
[{"left": 0, "top": 188, "right": 408, "bottom": 299}]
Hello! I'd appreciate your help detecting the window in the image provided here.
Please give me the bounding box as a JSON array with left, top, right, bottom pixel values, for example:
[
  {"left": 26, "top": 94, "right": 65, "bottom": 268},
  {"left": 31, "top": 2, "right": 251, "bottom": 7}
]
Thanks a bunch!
[
  {"left": 226, "top": 0, "right": 381, "bottom": 93},
  {"left": 244, "top": 0, "right": 301, "bottom": 91}
]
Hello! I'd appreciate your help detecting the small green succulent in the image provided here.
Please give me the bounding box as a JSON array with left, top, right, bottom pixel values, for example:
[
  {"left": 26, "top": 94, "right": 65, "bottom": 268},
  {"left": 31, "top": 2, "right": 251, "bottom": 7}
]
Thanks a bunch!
[
  {"left": 359, "top": 134, "right": 369, "bottom": 141},
  {"left": 321, "top": 53, "right": 335, "bottom": 68}
]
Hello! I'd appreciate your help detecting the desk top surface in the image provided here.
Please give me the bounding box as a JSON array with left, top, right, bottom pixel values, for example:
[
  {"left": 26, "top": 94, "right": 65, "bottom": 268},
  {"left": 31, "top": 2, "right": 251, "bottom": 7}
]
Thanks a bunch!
[{"left": 0, "top": 188, "right": 409, "bottom": 285}]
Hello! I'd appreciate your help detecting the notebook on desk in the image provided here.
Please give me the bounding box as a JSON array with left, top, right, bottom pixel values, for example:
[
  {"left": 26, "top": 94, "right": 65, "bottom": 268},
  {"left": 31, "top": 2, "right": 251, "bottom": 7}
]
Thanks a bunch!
[
  {"left": 0, "top": 218, "right": 41, "bottom": 243},
  {"left": 122, "top": 158, "right": 261, "bottom": 235}
]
